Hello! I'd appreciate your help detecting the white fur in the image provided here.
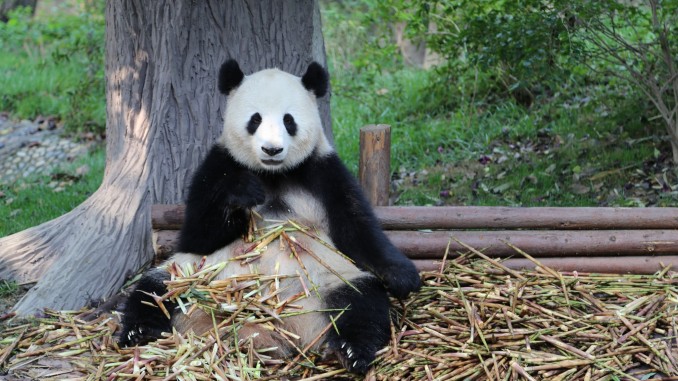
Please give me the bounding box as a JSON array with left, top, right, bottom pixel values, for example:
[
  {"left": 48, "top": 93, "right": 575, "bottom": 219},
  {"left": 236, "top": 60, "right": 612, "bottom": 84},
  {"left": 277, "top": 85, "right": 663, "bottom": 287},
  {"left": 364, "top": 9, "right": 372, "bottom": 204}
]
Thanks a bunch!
[{"left": 219, "top": 68, "right": 333, "bottom": 172}]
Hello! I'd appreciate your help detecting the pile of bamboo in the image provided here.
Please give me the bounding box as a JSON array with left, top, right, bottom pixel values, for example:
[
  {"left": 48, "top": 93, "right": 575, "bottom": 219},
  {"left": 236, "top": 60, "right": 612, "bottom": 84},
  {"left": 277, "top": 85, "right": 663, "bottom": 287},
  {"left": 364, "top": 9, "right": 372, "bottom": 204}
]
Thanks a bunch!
[{"left": 1, "top": 239, "right": 676, "bottom": 380}]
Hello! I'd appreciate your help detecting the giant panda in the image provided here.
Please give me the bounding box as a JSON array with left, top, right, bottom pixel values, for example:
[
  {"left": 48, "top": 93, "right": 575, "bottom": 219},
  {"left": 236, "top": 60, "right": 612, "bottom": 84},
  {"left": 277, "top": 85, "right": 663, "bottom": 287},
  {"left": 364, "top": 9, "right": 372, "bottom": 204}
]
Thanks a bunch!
[{"left": 118, "top": 59, "right": 421, "bottom": 374}]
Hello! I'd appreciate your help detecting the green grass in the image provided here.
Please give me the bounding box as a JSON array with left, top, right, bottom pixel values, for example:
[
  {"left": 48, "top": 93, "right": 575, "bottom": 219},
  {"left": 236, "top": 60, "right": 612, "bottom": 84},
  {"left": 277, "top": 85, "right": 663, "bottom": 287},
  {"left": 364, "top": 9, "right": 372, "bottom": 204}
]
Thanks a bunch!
[
  {"left": 0, "top": 280, "right": 19, "bottom": 297},
  {"left": 0, "top": 53, "right": 83, "bottom": 117},
  {"left": 0, "top": 145, "right": 105, "bottom": 237},
  {"left": 0, "top": 2, "right": 105, "bottom": 133}
]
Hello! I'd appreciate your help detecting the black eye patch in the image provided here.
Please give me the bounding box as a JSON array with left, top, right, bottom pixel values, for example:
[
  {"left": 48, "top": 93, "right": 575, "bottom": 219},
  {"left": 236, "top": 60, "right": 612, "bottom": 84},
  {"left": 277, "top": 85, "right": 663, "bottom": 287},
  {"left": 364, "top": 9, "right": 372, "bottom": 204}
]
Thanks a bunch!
[
  {"left": 283, "top": 113, "right": 297, "bottom": 136},
  {"left": 247, "top": 113, "right": 262, "bottom": 135}
]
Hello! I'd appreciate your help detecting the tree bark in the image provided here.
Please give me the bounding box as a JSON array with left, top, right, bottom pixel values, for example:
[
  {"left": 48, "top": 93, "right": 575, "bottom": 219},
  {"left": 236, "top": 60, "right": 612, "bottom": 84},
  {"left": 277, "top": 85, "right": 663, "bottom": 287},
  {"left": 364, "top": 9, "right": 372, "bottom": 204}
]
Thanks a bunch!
[{"left": 0, "top": 0, "right": 330, "bottom": 315}]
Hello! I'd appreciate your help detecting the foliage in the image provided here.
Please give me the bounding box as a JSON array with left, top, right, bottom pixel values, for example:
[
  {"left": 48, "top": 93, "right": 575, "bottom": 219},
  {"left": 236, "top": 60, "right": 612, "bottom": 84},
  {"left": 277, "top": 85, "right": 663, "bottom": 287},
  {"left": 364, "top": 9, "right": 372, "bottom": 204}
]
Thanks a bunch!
[
  {"left": 566, "top": 0, "right": 678, "bottom": 161},
  {"left": 320, "top": 0, "right": 676, "bottom": 207},
  {"left": 373, "top": 0, "right": 678, "bottom": 161},
  {"left": 372, "top": 0, "right": 585, "bottom": 106},
  {"left": 0, "top": 3, "right": 105, "bottom": 134}
]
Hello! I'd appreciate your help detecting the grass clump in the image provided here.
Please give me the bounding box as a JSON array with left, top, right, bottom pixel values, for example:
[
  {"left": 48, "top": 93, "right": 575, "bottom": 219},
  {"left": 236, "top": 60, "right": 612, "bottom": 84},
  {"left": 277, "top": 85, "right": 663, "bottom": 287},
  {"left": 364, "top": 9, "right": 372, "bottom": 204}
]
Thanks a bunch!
[
  {"left": 0, "top": 2, "right": 105, "bottom": 134},
  {"left": 0, "top": 146, "right": 105, "bottom": 237},
  {"left": 0, "top": 280, "right": 18, "bottom": 298}
]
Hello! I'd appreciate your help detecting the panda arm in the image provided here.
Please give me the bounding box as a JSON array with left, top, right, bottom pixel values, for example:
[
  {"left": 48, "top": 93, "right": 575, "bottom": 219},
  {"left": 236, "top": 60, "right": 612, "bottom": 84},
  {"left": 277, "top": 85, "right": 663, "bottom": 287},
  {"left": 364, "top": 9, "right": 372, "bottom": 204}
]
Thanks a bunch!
[
  {"left": 178, "top": 144, "right": 265, "bottom": 254},
  {"left": 303, "top": 154, "right": 421, "bottom": 299}
]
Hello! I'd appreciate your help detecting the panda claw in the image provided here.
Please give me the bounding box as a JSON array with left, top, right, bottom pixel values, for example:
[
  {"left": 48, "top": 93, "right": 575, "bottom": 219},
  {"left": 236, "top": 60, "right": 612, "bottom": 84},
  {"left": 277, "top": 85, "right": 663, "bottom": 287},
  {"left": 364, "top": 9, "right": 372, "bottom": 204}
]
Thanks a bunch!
[{"left": 330, "top": 339, "right": 375, "bottom": 374}]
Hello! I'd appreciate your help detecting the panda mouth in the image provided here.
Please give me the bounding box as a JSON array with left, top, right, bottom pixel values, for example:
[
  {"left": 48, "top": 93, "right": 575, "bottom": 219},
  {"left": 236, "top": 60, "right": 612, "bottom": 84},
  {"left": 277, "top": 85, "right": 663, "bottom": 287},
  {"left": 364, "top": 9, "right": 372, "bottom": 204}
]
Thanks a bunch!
[{"left": 261, "top": 159, "right": 284, "bottom": 166}]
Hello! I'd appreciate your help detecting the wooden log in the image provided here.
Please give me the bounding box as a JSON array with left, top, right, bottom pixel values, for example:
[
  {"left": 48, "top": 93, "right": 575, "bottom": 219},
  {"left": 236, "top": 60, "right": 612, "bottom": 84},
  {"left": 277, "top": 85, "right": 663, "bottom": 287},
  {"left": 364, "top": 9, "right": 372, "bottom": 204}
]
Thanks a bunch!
[
  {"left": 152, "top": 204, "right": 185, "bottom": 230},
  {"left": 359, "top": 124, "right": 391, "bottom": 206},
  {"left": 388, "top": 230, "right": 678, "bottom": 258},
  {"left": 153, "top": 229, "right": 678, "bottom": 259},
  {"left": 151, "top": 233, "right": 678, "bottom": 274},
  {"left": 151, "top": 204, "right": 678, "bottom": 231},
  {"left": 375, "top": 206, "right": 678, "bottom": 230},
  {"left": 412, "top": 256, "right": 678, "bottom": 275}
]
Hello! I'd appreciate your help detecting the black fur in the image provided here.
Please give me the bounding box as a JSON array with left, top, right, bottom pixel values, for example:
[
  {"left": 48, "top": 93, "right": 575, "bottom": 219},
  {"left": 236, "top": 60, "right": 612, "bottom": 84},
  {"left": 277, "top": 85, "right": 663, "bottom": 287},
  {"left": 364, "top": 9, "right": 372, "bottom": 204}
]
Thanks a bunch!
[
  {"left": 276, "top": 153, "right": 422, "bottom": 299},
  {"left": 218, "top": 59, "right": 244, "bottom": 95},
  {"left": 283, "top": 113, "right": 297, "bottom": 136},
  {"left": 325, "top": 276, "right": 391, "bottom": 374},
  {"left": 118, "top": 269, "right": 173, "bottom": 347},
  {"left": 301, "top": 62, "right": 328, "bottom": 98},
  {"left": 246, "top": 113, "right": 262, "bottom": 135},
  {"left": 177, "top": 146, "right": 421, "bottom": 297},
  {"left": 120, "top": 147, "right": 420, "bottom": 353},
  {"left": 178, "top": 145, "right": 265, "bottom": 254}
]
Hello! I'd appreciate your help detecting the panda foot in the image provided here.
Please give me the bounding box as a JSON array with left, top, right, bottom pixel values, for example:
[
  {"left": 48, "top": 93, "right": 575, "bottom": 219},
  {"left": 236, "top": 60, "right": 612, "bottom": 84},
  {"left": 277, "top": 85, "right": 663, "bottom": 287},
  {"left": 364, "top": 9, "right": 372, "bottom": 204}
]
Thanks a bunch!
[
  {"left": 117, "top": 324, "right": 164, "bottom": 347},
  {"left": 330, "top": 339, "right": 376, "bottom": 375},
  {"left": 380, "top": 261, "right": 421, "bottom": 299}
]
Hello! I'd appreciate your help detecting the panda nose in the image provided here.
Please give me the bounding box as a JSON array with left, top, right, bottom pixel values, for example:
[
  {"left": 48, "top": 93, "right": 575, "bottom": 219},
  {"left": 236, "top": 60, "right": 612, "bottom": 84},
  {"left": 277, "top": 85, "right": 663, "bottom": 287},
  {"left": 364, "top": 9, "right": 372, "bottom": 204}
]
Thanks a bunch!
[{"left": 261, "top": 146, "right": 283, "bottom": 156}]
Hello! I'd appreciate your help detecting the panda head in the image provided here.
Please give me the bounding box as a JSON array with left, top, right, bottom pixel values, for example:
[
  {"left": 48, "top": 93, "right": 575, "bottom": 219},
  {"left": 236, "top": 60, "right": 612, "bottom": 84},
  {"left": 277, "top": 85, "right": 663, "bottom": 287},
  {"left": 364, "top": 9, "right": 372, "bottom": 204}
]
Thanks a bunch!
[{"left": 217, "top": 59, "right": 332, "bottom": 172}]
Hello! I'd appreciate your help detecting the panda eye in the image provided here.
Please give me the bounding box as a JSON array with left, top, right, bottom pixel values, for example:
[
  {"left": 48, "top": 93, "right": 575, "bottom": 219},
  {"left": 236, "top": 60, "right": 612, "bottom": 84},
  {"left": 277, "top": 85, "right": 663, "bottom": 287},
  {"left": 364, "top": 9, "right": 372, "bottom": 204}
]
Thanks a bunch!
[
  {"left": 247, "top": 113, "right": 262, "bottom": 135},
  {"left": 283, "top": 113, "right": 297, "bottom": 136}
]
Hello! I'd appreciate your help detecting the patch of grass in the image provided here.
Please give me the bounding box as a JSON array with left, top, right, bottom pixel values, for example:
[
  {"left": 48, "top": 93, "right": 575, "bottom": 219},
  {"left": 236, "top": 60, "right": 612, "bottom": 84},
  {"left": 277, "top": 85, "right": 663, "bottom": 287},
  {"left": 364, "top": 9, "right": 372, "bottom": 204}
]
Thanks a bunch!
[
  {"left": 0, "top": 3, "right": 105, "bottom": 134},
  {"left": 0, "top": 280, "right": 18, "bottom": 297},
  {"left": 0, "top": 53, "right": 84, "bottom": 117},
  {"left": 0, "top": 145, "right": 105, "bottom": 237}
]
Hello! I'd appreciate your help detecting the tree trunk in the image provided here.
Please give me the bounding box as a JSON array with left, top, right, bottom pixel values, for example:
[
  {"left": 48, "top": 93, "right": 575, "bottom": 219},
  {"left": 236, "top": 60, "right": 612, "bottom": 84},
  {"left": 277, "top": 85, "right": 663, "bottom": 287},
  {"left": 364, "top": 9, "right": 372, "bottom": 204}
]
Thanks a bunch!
[{"left": 0, "top": 0, "right": 330, "bottom": 316}]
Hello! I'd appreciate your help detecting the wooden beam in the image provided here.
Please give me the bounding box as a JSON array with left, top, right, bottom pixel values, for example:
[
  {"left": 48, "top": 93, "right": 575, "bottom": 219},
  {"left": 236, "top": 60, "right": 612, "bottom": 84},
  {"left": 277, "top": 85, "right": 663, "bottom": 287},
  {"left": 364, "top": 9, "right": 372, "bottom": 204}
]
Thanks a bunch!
[
  {"left": 388, "top": 230, "right": 678, "bottom": 257},
  {"left": 152, "top": 230, "right": 678, "bottom": 274},
  {"left": 413, "top": 256, "right": 678, "bottom": 274},
  {"left": 152, "top": 204, "right": 678, "bottom": 231},
  {"left": 375, "top": 206, "right": 678, "bottom": 230},
  {"left": 359, "top": 124, "right": 391, "bottom": 206},
  {"left": 153, "top": 229, "right": 678, "bottom": 259}
]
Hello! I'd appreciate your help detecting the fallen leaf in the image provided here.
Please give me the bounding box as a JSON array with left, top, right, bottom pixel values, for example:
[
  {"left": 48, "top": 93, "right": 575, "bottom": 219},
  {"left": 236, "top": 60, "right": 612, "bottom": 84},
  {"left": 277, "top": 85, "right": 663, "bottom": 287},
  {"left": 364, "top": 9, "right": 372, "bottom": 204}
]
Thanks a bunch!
[
  {"left": 571, "top": 183, "right": 589, "bottom": 194},
  {"left": 493, "top": 182, "right": 512, "bottom": 193},
  {"left": 75, "top": 165, "right": 90, "bottom": 176}
]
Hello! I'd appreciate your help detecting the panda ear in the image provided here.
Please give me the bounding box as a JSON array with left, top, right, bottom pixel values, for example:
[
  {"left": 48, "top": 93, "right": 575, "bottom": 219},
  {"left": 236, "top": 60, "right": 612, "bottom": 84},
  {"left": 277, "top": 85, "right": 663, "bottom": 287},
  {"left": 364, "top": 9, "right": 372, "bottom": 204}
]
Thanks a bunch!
[
  {"left": 218, "top": 59, "right": 244, "bottom": 95},
  {"left": 301, "top": 62, "right": 328, "bottom": 98}
]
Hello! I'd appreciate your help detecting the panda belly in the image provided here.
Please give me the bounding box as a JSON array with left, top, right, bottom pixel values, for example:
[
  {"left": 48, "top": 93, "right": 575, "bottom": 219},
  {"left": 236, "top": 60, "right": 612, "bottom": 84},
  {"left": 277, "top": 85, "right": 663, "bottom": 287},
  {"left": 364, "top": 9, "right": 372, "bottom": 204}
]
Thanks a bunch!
[{"left": 166, "top": 190, "right": 372, "bottom": 354}]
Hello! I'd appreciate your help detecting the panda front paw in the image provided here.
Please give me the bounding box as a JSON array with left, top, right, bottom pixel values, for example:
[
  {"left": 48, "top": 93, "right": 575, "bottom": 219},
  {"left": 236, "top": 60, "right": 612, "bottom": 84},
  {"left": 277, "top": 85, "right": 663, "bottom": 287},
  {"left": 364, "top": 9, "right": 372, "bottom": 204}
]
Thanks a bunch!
[
  {"left": 331, "top": 339, "right": 377, "bottom": 375},
  {"left": 380, "top": 260, "right": 421, "bottom": 299},
  {"left": 228, "top": 174, "right": 266, "bottom": 209}
]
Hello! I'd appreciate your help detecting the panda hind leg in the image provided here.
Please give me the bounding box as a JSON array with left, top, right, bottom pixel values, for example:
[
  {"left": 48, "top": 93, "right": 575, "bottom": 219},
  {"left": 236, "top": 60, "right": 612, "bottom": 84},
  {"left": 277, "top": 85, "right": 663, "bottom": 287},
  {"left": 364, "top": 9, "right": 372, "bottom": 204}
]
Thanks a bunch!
[
  {"left": 325, "top": 276, "right": 391, "bottom": 374},
  {"left": 118, "top": 268, "right": 175, "bottom": 347}
]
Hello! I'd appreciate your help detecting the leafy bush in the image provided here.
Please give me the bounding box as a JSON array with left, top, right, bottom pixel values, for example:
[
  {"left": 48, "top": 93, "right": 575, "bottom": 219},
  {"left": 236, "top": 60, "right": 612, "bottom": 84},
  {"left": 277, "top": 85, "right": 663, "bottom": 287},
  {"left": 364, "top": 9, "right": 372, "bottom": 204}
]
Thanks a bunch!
[
  {"left": 566, "top": 0, "right": 678, "bottom": 162},
  {"left": 372, "top": 0, "right": 678, "bottom": 160}
]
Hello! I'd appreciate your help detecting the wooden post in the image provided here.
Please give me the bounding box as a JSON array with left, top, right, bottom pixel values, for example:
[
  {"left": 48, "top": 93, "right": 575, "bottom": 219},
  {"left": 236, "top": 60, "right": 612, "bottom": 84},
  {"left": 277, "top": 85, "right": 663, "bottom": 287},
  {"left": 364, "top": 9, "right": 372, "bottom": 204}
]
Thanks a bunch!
[{"left": 359, "top": 124, "right": 391, "bottom": 206}]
